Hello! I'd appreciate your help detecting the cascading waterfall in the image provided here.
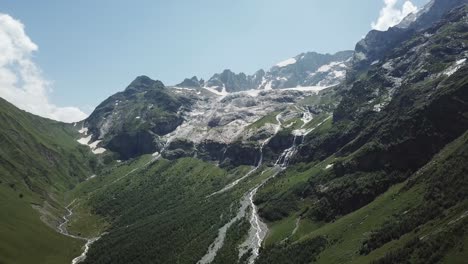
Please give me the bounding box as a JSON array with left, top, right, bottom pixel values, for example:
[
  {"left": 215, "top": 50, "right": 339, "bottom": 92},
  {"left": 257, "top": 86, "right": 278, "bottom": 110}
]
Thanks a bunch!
[
  {"left": 199, "top": 113, "right": 283, "bottom": 263},
  {"left": 274, "top": 134, "right": 302, "bottom": 168},
  {"left": 238, "top": 135, "right": 300, "bottom": 264},
  {"left": 200, "top": 111, "right": 319, "bottom": 264},
  {"left": 238, "top": 115, "right": 333, "bottom": 263},
  {"left": 207, "top": 141, "right": 265, "bottom": 197},
  {"left": 207, "top": 113, "right": 283, "bottom": 197},
  {"left": 237, "top": 115, "right": 333, "bottom": 263}
]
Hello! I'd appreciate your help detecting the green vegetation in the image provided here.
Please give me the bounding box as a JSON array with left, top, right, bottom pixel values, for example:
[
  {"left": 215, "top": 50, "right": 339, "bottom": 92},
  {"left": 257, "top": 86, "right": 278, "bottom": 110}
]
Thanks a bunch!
[
  {"left": 0, "top": 184, "right": 84, "bottom": 264},
  {"left": 212, "top": 219, "right": 250, "bottom": 264},
  {"left": 79, "top": 157, "right": 261, "bottom": 264},
  {"left": 0, "top": 98, "right": 95, "bottom": 263},
  {"left": 264, "top": 215, "right": 298, "bottom": 246},
  {"left": 256, "top": 236, "right": 327, "bottom": 264},
  {"left": 247, "top": 111, "right": 281, "bottom": 130}
]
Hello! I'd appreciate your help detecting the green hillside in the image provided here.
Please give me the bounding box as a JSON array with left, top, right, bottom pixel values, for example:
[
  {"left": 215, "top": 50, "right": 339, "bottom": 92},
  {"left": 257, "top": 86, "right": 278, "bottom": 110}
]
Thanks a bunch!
[{"left": 0, "top": 98, "right": 96, "bottom": 264}]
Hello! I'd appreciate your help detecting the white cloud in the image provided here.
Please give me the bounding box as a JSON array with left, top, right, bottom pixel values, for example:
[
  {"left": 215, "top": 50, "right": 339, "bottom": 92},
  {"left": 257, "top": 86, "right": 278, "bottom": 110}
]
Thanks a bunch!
[
  {"left": 372, "top": 0, "right": 418, "bottom": 31},
  {"left": 0, "top": 13, "right": 87, "bottom": 123}
]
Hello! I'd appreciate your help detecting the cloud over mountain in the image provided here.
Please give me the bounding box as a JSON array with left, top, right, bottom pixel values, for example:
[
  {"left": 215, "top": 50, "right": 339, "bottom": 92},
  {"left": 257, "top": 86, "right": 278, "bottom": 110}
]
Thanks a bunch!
[
  {"left": 372, "top": 0, "right": 418, "bottom": 31},
  {"left": 0, "top": 13, "right": 87, "bottom": 123}
]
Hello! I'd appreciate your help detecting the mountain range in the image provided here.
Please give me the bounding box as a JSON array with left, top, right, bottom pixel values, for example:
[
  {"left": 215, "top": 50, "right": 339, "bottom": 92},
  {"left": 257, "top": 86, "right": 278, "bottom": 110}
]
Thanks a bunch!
[
  {"left": 176, "top": 50, "right": 354, "bottom": 93},
  {"left": 0, "top": 1, "right": 467, "bottom": 264}
]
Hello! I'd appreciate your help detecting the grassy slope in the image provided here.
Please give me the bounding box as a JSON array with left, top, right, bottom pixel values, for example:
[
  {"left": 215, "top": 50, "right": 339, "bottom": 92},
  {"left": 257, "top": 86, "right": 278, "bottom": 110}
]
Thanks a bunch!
[
  {"left": 0, "top": 185, "right": 83, "bottom": 264},
  {"left": 0, "top": 98, "right": 95, "bottom": 264},
  {"left": 257, "top": 130, "right": 468, "bottom": 264}
]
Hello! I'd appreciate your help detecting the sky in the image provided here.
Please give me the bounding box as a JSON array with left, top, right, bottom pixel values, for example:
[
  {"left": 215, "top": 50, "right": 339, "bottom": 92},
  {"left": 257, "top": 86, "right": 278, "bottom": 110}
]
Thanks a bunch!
[{"left": 0, "top": 0, "right": 428, "bottom": 122}]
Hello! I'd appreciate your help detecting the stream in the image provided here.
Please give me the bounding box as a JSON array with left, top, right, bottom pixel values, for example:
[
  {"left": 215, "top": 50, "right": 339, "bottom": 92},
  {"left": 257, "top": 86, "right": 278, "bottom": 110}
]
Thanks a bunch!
[
  {"left": 200, "top": 113, "right": 332, "bottom": 264},
  {"left": 198, "top": 113, "right": 283, "bottom": 263},
  {"left": 57, "top": 199, "right": 101, "bottom": 264},
  {"left": 199, "top": 112, "right": 304, "bottom": 264}
]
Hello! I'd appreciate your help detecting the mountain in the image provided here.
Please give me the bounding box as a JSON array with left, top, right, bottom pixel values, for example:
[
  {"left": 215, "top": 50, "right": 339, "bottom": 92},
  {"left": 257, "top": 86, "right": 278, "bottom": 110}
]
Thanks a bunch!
[
  {"left": 255, "top": 3, "right": 468, "bottom": 263},
  {"left": 352, "top": 0, "right": 468, "bottom": 73},
  {"left": 81, "top": 76, "right": 196, "bottom": 159},
  {"left": 82, "top": 74, "right": 339, "bottom": 164},
  {"left": 1, "top": 1, "right": 467, "bottom": 264},
  {"left": 176, "top": 50, "right": 354, "bottom": 94}
]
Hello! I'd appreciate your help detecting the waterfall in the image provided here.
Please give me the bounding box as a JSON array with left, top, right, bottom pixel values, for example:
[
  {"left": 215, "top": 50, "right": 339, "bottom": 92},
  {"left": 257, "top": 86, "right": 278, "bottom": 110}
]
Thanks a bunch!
[
  {"left": 238, "top": 132, "right": 300, "bottom": 263},
  {"left": 208, "top": 113, "right": 283, "bottom": 196}
]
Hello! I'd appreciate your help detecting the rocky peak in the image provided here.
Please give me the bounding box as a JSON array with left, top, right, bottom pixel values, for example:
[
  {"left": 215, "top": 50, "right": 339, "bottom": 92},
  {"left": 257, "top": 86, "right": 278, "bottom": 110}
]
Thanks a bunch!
[
  {"left": 179, "top": 50, "right": 353, "bottom": 94},
  {"left": 83, "top": 76, "right": 195, "bottom": 159},
  {"left": 262, "top": 50, "right": 354, "bottom": 89},
  {"left": 205, "top": 69, "right": 256, "bottom": 93},
  {"left": 125, "top": 75, "right": 165, "bottom": 94},
  {"left": 176, "top": 76, "right": 204, "bottom": 88}
]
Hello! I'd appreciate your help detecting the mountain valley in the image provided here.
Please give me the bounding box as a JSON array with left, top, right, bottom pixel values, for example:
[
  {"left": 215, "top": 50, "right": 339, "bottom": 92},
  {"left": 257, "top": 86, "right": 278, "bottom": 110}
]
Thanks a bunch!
[{"left": 0, "top": 1, "right": 468, "bottom": 264}]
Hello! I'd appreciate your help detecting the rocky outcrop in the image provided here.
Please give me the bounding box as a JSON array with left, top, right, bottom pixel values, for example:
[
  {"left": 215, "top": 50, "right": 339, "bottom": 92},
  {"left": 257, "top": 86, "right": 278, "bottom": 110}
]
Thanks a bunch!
[
  {"left": 204, "top": 69, "right": 264, "bottom": 93},
  {"left": 351, "top": 0, "right": 468, "bottom": 74},
  {"left": 175, "top": 76, "right": 204, "bottom": 88},
  {"left": 82, "top": 76, "right": 194, "bottom": 160},
  {"left": 106, "top": 130, "right": 159, "bottom": 160}
]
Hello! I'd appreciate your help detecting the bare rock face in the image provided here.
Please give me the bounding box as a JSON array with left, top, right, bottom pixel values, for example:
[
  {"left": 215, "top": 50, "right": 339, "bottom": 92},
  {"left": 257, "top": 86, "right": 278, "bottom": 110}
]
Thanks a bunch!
[
  {"left": 352, "top": 0, "right": 468, "bottom": 74},
  {"left": 81, "top": 47, "right": 356, "bottom": 162},
  {"left": 177, "top": 51, "right": 354, "bottom": 94},
  {"left": 81, "top": 71, "right": 339, "bottom": 163},
  {"left": 82, "top": 76, "right": 193, "bottom": 160}
]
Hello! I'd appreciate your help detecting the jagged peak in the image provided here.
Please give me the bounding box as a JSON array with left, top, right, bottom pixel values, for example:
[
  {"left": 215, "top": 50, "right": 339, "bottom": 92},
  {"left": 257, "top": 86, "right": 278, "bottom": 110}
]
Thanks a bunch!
[{"left": 126, "top": 75, "right": 165, "bottom": 92}]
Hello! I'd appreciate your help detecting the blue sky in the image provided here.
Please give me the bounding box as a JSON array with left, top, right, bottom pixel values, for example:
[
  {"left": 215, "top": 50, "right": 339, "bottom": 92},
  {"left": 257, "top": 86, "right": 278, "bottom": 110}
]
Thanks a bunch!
[{"left": 0, "top": 0, "right": 428, "bottom": 120}]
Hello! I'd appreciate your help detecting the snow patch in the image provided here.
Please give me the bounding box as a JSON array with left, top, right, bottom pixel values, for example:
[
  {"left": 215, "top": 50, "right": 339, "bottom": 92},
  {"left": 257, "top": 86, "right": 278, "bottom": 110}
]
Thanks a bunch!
[
  {"left": 202, "top": 86, "right": 229, "bottom": 96},
  {"left": 282, "top": 85, "right": 333, "bottom": 93},
  {"left": 92, "top": 148, "right": 106, "bottom": 154},
  {"left": 373, "top": 103, "right": 385, "bottom": 112},
  {"left": 240, "top": 89, "right": 263, "bottom": 97},
  {"left": 77, "top": 135, "right": 92, "bottom": 145},
  {"left": 264, "top": 81, "right": 273, "bottom": 90},
  {"left": 276, "top": 57, "right": 297, "bottom": 67},
  {"left": 355, "top": 52, "right": 367, "bottom": 61},
  {"left": 382, "top": 61, "right": 393, "bottom": 71},
  {"left": 456, "top": 58, "right": 467, "bottom": 65},
  {"left": 333, "top": 70, "right": 346, "bottom": 78},
  {"left": 444, "top": 58, "right": 466, "bottom": 77},
  {"left": 78, "top": 127, "right": 88, "bottom": 135},
  {"left": 301, "top": 111, "right": 313, "bottom": 126},
  {"left": 317, "top": 61, "right": 344, "bottom": 73},
  {"left": 77, "top": 135, "right": 106, "bottom": 154}
]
